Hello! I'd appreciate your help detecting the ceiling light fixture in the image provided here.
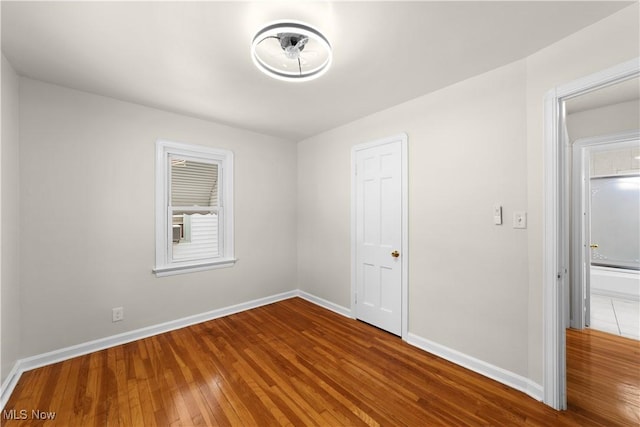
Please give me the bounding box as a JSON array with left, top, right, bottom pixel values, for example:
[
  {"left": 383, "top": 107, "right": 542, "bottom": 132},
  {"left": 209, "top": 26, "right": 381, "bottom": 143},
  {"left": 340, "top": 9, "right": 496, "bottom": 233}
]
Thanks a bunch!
[{"left": 251, "top": 21, "right": 332, "bottom": 82}]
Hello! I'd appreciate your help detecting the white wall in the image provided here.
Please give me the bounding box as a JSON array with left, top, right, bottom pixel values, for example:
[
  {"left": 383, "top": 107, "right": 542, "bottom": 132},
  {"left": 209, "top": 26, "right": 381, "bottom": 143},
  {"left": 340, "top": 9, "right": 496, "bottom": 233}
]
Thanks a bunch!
[
  {"left": 298, "top": 60, "right": 531, "bottom": 377},
  {"left": 525, "top": 2, "right": 639, "bottom": 384},
  {"left": 298, "top": 2, "right": 639, "bottom": 388},
  {"left": 18, "top": 78, "right": 298, "bottom": 357},
  {"left": 3, "top": 0, "right": 638, "bottom": 398},
  {"left": 567, "top": 99, "right": 640, "bottom": 144},
  {"left": 1, "top": 55, "right": 21, "bottom": 383}
]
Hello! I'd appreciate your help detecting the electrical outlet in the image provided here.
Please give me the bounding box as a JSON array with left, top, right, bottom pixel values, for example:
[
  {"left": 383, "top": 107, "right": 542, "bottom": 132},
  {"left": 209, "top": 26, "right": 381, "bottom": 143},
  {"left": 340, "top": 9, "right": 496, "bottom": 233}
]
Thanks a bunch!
[
  {"left": 112, "top": 307, "right": 124, "bottom": 322},
  {"left": 513, "top": 211, "right": 527, "bottom": 229}
]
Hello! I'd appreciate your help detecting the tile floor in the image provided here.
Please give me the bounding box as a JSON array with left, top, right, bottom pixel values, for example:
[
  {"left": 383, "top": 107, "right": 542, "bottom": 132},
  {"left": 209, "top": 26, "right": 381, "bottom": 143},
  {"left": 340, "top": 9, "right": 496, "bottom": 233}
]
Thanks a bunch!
[{"left": 590, "top": 294, "right": 640, "bottom": 340}]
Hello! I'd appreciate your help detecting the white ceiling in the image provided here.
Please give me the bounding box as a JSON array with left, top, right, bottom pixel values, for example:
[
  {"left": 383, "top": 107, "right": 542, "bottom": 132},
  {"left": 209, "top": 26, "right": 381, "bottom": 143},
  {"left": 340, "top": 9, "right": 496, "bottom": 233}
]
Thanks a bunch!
[{"left": 1, "top": 1, "right": 633, "bottom": 140}]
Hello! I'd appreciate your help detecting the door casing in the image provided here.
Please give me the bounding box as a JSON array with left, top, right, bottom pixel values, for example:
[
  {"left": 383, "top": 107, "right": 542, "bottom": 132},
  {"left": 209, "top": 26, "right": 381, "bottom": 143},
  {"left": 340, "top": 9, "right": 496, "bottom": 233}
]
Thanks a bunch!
[
  {"left": 351, "top": 133, "right": 409, "bottom": 340},
  {"left": 543, "top": 57, "right": 639, "bottom": 410}
]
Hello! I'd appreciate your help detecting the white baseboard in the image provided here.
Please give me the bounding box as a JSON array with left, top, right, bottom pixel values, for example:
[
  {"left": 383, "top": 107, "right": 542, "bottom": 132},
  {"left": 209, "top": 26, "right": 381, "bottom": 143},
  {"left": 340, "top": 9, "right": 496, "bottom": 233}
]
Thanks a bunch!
[
  {"left": 1, "top": 290, "right": 544, "bottom": 411},
  {"left": 0, "top": 362, "right": 21, "bottom": 411},
  {"left": 0, "top": 290, "right": 297, "bottom": 410},
  {"left": 300, "top": 295, "right": 544, "bottom": 402},
  {"left": 407, "top": 333, "right": 543, "bottom": 402},
  {"left": 296, "top": 290, "right": 353, "bottom": 318}
]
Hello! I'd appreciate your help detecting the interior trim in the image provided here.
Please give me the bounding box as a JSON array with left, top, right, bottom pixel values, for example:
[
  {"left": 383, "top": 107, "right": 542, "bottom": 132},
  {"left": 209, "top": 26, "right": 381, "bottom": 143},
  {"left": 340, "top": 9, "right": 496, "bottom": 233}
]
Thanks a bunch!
[
  {"left": 0, "top": 363, "right": 21, "bottom": 412},
  {"left": 407, "top": 333, "right": 544, "bottom": 402},
  {"left": 0, "top": 290, "right": 297, "bottom": 410},
  {"left": 297, "top": 290, "right": 353, "bottom": 318},
  {"left": 542, "top": 57, "right": 639, "bottom": 410},
  {"left": 2, "top": 289, "right": 542, "bottom": 411}
]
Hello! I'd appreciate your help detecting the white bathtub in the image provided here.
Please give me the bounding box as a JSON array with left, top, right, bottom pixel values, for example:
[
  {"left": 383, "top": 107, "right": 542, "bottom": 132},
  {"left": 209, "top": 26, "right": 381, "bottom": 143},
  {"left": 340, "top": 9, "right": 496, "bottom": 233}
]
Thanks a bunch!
[{"left": 591, "top": 265, "right": 640, "bottom": 300}]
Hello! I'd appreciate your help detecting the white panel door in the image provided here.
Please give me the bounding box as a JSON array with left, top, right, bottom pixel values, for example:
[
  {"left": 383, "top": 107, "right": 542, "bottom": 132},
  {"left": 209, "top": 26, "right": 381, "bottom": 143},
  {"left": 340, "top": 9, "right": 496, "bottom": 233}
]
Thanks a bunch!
[{"left": 355, "top": 139, "right": 403, "bottom": 335}]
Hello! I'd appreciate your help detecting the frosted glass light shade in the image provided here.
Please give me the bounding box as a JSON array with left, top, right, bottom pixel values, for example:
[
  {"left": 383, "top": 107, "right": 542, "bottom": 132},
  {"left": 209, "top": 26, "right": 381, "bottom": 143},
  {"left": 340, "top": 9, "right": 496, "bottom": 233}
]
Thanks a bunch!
[{"left": 251, "top": 21, "right": 332, "bottom": 82}]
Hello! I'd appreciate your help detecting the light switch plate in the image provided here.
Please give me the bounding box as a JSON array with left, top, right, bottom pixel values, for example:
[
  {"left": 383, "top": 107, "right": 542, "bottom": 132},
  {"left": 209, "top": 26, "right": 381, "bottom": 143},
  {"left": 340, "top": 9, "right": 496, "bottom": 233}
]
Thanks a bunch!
[
  {"left": 493, "top": 204, "right": 502, "bottom": 225},
  {"left": 513, "top": 211, "right": 527, "bottom": 229}
]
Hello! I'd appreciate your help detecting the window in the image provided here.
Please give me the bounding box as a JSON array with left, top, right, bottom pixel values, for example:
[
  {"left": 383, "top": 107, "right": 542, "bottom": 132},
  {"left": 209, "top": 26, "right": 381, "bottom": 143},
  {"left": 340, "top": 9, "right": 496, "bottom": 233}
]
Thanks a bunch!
[{"left": 154, "top": 140, "right": 235, "bottom": 276}]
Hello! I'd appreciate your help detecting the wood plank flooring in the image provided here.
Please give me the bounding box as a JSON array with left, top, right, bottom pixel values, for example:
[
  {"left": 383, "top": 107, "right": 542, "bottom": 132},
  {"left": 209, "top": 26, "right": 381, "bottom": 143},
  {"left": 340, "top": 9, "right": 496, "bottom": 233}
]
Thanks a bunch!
[
  {"left": 3, "top": 297, "right": 639, "bottom": 426},
  {"left": 566, "top": 327, "right": 640, "bottom": 426}
]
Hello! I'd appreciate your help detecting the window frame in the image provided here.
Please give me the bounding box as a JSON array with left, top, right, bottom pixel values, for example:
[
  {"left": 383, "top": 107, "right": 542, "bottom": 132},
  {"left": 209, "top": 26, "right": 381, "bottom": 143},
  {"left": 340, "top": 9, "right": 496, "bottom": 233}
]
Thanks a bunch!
[{"left": 154, "top": 139, "right": 235, "bottom": 277}]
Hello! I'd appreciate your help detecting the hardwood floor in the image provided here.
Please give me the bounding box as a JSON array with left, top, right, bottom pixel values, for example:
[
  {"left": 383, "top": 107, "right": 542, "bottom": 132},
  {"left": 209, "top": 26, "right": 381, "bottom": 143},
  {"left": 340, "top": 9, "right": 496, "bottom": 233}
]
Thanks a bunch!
[
  {"left": 566, "top": 328, "right": 640, "bottom": 426},
  {"left": 3, "top": 297, "right": 639, "bottom": 426}
]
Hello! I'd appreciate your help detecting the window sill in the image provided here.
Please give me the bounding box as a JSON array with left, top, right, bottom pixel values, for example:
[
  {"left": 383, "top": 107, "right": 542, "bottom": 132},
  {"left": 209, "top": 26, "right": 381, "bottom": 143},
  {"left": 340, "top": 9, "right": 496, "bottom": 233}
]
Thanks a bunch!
[{"left": 153, "top": 258, "right": 237, "bottom": 277}]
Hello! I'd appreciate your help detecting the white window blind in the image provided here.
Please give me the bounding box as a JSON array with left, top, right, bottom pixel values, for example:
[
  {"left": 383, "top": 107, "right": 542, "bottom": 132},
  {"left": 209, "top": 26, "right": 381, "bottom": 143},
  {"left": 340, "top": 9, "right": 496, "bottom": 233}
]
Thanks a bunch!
[{"left": 170, "top": 160, "right": 219, "bottom": 207}]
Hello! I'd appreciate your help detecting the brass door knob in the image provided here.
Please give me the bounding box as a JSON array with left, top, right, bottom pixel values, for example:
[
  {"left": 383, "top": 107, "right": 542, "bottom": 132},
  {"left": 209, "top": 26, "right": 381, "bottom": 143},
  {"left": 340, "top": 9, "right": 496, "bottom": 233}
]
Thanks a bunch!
[
  {"left": 391, "top": 251, "right": 400, "bottom": 258},
  {"left": 590, "top": 244, "right": 599, "bottom": 249}
]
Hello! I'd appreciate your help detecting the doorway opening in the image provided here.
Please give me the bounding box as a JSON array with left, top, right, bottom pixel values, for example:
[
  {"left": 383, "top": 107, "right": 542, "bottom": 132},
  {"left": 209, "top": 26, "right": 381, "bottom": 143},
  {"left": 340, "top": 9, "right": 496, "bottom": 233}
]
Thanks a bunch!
[
  {"left": 543, "top": 58, "right": 640, "bottom": 410},
  {"left": 568, "top": 132, "right": 639, "bottom": 339}
]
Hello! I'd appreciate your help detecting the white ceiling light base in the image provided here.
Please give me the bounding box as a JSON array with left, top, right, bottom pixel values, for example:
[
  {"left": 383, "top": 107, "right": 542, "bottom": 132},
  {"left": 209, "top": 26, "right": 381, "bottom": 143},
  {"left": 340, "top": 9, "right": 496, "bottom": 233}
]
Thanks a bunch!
[{"left": 251, "top": 21, "right": 332, "bottom": 82}]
